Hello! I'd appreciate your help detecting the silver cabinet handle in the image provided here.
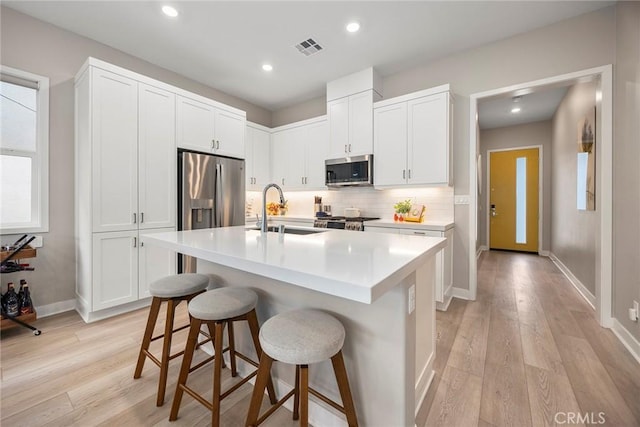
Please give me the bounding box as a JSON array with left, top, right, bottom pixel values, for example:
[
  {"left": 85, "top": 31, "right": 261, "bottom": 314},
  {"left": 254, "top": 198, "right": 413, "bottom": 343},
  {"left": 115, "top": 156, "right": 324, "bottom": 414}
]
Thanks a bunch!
[
  {"left": 133, "top": 213, "right": 137, "bottom": 224},
  {"left": 216, "top": 140, "right": 220, "bottom": 149},
  {"left": 301, "top": 177, "right": 304, "bottom": 184},
  {"left": 282, "top": 178, "right": 284, "bottom": 185},
  {"left": 140, "top": 212, "right": 144, "bottom": 223},
  {"left": 345, "top": 144, "right": 347, "bottom": 153},
  {"left": 133, "top": 237, "right": 137, "bottom": 247},
  {"left": 408, "top": 169, "right": 411, "bottom": 179},
  {"left": 348, "top": 144, "right": 351, "bottom": 152},
  {"left": 211, "top": 139, "right": 215, "bottom": 149},
  {"left": 403, "top": 170, "right": 406, "bottom": 179},
  {"left": 140, "top": 241, "right": 144, "bottom": 247},
  {"left": 305, "top": 177, "right": 307, "bottom": 184},
  {"left": 413, "top": 231, "right": 426, "bottom": 236}
]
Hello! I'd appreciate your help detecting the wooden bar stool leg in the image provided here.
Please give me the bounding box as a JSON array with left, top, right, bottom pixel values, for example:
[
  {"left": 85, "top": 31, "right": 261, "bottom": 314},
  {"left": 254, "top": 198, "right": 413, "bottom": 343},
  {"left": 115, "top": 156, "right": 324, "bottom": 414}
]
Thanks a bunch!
[
  {"left": 247, "top": 309, "right": 277, "bottom": 404},
  {"left": 331, "top": 351, "right": 359, "bottom": 427},
  {"left": 206, "top": 322, "right": 226, "bottom": 369},
  {"left": 170, "top": 318, "right": 202, "bottom": 421},
  {"left": 157, "top": 298, "right": 177, "bottom": 406},
  {"left": 300, "top": 364, "right": 309, "bottom": 427},
  {"left": 134, "top": 296, "right": 162, "bottom": 379},
  {"left": 228, "top": 321, "right": 237, "bottom": 377},
  {"left": 212, "top": 321, "right": 225, "bottom": 427},
  {"left": 293, "top": 365, "right": 301, "bottom": 420},
  {"left": 245, "top": 353, "right": 274, "bottom": 427}
]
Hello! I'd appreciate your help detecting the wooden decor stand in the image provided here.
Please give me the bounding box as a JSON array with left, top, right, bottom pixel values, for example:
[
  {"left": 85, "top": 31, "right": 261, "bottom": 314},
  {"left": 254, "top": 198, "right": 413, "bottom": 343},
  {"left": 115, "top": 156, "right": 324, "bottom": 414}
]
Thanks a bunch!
[{"left": 1, "top": 235, "right": 41, "bottom": 336}]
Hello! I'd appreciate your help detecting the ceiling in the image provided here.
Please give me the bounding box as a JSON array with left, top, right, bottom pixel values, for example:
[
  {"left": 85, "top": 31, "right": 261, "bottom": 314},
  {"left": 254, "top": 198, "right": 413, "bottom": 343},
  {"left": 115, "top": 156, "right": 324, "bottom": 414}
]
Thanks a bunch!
[
  {"left": 4, "top": 1, "right": 613, "bottom": 111},
  {"left": 478, "top": 85, "right": 570, "bottom": 130}
]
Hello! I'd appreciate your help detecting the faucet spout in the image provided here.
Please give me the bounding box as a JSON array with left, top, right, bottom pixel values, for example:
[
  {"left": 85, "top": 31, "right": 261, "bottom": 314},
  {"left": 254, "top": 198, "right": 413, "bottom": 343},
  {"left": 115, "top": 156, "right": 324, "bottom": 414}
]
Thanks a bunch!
[{"left": 261, "top": 183, "right": 285, "bottom": 233}]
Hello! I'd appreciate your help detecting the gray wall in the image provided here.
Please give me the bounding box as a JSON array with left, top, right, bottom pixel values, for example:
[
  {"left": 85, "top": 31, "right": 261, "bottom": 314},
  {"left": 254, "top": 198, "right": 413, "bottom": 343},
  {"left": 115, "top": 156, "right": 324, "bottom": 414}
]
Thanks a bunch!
[
  {"left": 0, "top": 7, "right": 271, "bottom": 308},
  {"left": 613, "top": 1, "right": 640, "bottom": 340},
  {"left": 273, "top": 6, "right": 616, "bottom": 295},
  {"left": 479, "top": 120, "right": 553, "bottom": 252},
  {"left": 551, "top": 82, "right": 598, "bottom": 295}
]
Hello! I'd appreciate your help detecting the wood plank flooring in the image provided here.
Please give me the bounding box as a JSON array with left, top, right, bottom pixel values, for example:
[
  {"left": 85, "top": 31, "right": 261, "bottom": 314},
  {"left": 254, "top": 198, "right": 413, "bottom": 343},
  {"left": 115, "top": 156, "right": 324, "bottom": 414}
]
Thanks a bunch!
[
  {"left": 2, "top": 251, "right": 639, "bottom": 426},
  {"left": 419, "top": 251, "right": 640, "bottom": 427}
]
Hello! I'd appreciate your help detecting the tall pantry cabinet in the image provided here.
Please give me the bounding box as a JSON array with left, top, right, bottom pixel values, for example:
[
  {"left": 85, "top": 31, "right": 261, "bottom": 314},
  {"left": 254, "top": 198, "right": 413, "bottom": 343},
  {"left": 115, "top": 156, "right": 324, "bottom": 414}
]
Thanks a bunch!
[{"left": 75, "top": 59, "right": 176, "bottom": 322}]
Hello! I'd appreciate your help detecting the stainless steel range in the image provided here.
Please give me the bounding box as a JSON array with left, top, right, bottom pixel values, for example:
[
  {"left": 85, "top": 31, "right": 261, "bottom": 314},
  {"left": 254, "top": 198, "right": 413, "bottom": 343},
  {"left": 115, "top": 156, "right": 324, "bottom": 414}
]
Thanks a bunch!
[{"left": 313, "top": 216, "right": 380, "bottom": 231}]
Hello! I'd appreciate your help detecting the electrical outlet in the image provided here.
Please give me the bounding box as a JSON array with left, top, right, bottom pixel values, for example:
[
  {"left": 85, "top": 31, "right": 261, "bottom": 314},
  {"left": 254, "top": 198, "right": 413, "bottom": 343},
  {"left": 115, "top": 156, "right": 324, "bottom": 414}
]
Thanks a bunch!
[
  {"left": 32, "top": 235, "right": 43, "bottom": 248},
  {"left": 631, "top": 300, "right": 640, "bottom": 322},
  {"left": 454, "top": 195, "right": 470, "bottom": 205},
  {"left": 408, "top": 284, "right": 416, "bottom": 314}
]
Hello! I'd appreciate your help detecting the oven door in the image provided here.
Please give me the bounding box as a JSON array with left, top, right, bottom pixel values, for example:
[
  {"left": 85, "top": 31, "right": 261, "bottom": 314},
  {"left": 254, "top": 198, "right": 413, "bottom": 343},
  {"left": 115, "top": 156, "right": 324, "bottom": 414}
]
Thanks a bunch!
[{"left": 325, "top": 155, "right": 373, "bottom": 187}]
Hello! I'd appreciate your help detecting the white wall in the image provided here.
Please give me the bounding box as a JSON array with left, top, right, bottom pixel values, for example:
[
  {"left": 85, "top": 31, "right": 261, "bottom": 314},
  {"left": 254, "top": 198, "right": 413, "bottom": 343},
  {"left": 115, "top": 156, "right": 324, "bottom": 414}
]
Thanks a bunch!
[
  {"left": 479, "top": 120, "right": 552, "bottom": 252},
  {"left": 613, "top": 1, "right": 640, "bottom": 341},
  {"left": 0, "top": 7, "right": 271, "bottom": 309},
  {"left": 551, "top": 81, "right": 598, "bottom": 295}
]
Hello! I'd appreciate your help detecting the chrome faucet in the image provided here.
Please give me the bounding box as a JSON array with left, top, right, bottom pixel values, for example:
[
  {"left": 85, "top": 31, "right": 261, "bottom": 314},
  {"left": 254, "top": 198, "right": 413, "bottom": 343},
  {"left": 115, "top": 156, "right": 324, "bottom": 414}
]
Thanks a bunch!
[{"left": 260, "top": 183, "right": 285, "bottom": 233}]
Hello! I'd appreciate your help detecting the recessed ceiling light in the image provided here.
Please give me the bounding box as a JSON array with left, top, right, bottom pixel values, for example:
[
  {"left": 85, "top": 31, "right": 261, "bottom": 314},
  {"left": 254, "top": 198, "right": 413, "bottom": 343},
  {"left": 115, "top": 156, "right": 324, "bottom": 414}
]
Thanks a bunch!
[
  {"left": 346, "top": 22, "right": 360, "bottom": 33},
  {"left": 262, "top": 64, "right": 273, "bottom": 72},
  {"left": 511, "top": 107, "right": 521, "bottom": 114},
  {"left": 162, "top": 5, "right": 178, "bottom": 18}
]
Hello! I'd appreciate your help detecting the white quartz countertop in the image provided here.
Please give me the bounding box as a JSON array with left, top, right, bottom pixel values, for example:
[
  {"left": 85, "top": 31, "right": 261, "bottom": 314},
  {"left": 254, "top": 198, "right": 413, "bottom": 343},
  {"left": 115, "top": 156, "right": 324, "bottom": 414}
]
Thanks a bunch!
[
  {"left": 143, "top": 226, "right": 446, "bottom": 304},
  {"left": 364, "top": 219, "right": 454, "bottom": 232}
]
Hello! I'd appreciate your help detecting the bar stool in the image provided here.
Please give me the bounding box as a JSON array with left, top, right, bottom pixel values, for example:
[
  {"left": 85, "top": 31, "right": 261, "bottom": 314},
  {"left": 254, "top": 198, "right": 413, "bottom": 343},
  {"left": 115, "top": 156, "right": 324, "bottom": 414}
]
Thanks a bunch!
[
  {"left": 246, "top": 309, "right": 359, "bottom": 427},
  {"left": 133, "top": 273, "right": 210, "bottom": 406},
  {"left": 170, "top": 287, "right": 277, "bottom": 427}
]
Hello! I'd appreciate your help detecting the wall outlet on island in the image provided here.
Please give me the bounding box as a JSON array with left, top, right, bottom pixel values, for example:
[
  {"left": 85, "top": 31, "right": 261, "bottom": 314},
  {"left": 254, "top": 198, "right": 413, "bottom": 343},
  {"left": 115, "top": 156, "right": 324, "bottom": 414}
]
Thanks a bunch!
[
  {"left": 408, "top": 284, "right": 416, "bottom": 314},
  {"left": 630, "top": 301, "right": 639, "bottom": 322}
]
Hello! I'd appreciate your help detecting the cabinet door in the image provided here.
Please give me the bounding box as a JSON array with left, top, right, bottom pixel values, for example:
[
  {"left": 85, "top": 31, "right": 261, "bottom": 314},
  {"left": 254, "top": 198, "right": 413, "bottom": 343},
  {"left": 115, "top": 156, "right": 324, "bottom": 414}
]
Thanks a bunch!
[
  {"left": 92, "top": 231, "right": 138, "bottom": 311},
  {"left": 91, "top": 69, "right": 138, "bottom": 233},
  {"left": 245, "top": 126, "right": 256, "bottom": 190},
  {"left": 408, "top": 93, "right": 449, "bottom": 185},
  {"left": 304, "top": 120, "right": 328, "bottom": 189},
  {"left": 139, "top": 84, "right": 176, "bottom": 230},
  {"left": 176, "top": 95, "right": 215, "bottom": 152},
  {"left": 271, "top": 131, "right": 288, "bottom": 187},
  {"left": 327, "top": 97, "right": 349, "bottom": 158},
  {"left": 283, "top": 127, "right": 306, "bottom": 190},
  {"left": 215, "top": 109, "right": 246, "bottom": 159},
  {"left": 139, "top": 228, "right": 177, "bottom": 299},
  {"left": 348, "top": 91, "right": 374, "bottom": 156},
  {"left": 252, "top": 127, "right": 271, "bottom": 189},
  {"left": 374, "top": 103, "right": 407, "bottom": 186}
]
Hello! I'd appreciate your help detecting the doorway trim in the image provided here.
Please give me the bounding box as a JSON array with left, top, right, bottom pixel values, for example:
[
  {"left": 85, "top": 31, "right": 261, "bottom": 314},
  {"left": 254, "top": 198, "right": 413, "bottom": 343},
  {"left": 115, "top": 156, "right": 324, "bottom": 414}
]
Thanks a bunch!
[
  {"left": 468, "top": 65, "right": 613, "bottom": 328},
  {"left": 486, "top": 145, "right": 544, "bottom": 254}
]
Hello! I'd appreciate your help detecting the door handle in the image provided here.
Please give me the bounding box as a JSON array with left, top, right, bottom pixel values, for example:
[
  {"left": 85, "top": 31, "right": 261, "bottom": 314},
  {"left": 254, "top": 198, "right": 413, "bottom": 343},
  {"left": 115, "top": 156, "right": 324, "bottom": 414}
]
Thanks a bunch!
[
  {"left": 490, "top": 204, "right": 497, "bottom": 217},
  {"left": 211, "top": 139, "right": 215, "bottom": 149},
  {"left": 403, "top": 170, "right": 406, "bottom": 179},
  {"left": 408, "top": 169, "right": 411, "bottom": 179},
  {"left": 133, "top": 237, "right": 137, "bottom": 248},
  {"left": 140, "top": 212, "right": 144, "bottom": 223},
  {"left": 348, "top": 144, "right": 351, "bottom": 152},
  {"left": 133, "top": 213, "right": 137, "bottom": 224},
  {"left": 216, "top": 140, "right": 220, "bottom": 149},
  {"left": 215, "top": 163, "right": 223, "bottom": 227},
  {"left": 344, "top": 144, "right": 347, "bottom": 153}
]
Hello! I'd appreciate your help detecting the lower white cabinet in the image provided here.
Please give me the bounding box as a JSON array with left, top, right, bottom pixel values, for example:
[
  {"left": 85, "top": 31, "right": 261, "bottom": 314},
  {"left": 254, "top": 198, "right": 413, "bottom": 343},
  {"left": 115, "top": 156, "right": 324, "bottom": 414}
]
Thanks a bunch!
[
  {"left": 85, "top": 228, "right": 176, "bottom": 319},
  {"left": 364, "top": 226, "right": 453, "bottom": 309}
]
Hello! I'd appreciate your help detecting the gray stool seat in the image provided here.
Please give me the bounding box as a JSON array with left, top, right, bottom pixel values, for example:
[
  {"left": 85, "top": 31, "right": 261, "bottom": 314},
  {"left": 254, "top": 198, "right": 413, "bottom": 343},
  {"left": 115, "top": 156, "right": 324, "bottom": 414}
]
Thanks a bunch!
[
  {"left": 259, "top": 309, "right": 345, "bottom": 365},
  {"left": 149, "top": 273, "right": 209, "bottom": 298},
  {"left": 189, "top": 287, "right": 258, "bottom": 320}
]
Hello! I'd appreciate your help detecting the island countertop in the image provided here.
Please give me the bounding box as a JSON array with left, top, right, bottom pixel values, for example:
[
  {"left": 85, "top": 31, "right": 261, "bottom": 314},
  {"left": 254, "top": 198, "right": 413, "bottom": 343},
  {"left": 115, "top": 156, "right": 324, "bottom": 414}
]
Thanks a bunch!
[{"left": 142, "top": 226, "right": 446, "bottom": 304}]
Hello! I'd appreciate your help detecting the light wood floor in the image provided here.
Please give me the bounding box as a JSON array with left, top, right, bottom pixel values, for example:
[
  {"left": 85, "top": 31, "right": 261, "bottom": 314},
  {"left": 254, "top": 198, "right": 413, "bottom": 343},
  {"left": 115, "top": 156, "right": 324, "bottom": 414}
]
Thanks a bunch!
[{"left": 2, "top": 251, "right": 639, "bottom": 426}]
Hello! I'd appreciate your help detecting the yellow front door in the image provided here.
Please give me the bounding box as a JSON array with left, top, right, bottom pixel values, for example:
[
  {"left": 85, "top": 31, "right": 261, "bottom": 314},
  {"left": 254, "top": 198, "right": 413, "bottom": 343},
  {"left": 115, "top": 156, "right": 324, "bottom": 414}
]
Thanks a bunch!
[{"left": 489, "top": 148, "right": 539, "bottom": 252}]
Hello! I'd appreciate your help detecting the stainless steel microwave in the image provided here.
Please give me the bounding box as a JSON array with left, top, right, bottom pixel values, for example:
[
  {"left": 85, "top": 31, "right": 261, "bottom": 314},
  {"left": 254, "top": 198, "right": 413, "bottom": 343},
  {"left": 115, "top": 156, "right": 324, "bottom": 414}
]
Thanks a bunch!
[{"left": 325, "top": 155, "right": 373, "bottom": 187}]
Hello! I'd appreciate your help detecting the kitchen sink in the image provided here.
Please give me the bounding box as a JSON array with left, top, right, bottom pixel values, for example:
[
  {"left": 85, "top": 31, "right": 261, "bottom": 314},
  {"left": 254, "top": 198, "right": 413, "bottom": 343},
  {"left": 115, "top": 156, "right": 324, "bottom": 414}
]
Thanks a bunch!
[{"left": 246, "top": 226, "right": 326, "bottom": 235}]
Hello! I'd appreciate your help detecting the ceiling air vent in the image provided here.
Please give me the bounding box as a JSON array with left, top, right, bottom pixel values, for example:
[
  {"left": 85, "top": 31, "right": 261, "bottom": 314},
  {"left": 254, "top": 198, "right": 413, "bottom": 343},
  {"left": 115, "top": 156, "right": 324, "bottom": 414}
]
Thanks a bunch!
[{"left": 294, "top": 38, "right": 323, "bottom": 56}]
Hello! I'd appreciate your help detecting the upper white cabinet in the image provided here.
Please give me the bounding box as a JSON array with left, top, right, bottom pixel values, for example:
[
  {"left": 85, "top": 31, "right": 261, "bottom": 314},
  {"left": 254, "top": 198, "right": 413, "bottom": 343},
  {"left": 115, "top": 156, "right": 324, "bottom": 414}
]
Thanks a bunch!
[
  {"left": 246, "top": 123, "right": 271, "bottom": 191},
  {"left": 176, "top": 94, "right": 246, "bottom": 159},
  {"left": 374, "top": 86, "right": 452, "bottom": 187},
  {"left": 327, "top": 68, "right": 382, "bottom": 159},
  {"left": 271, "top": 117, "right": 328, "bottom": 190}
]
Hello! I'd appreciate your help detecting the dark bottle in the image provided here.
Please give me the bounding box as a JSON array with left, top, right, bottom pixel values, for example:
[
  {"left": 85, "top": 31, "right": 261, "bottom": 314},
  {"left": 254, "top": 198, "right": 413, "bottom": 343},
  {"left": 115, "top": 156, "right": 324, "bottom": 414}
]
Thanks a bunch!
[
  {"left": 18, "top": 280, "right": 25, "bottom": 312},
  {"left": 5, "top": 283, "right": 19, "bottom": 317},
  {"left": 20, "top": 284, "right": 33, "bottom": 315}
]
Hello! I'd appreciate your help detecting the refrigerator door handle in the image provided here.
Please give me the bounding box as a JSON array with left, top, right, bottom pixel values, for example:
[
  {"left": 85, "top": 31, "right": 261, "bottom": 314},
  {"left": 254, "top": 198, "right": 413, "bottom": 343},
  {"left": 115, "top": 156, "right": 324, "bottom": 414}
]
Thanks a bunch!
[{"left": 215, "top": 163, "right": 223, "bottom": 227}]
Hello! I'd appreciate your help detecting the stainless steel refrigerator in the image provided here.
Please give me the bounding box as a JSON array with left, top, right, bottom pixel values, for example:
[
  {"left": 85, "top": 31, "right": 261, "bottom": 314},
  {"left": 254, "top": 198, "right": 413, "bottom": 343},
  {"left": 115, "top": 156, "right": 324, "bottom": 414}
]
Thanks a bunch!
[{"left": 178, "top": 150, "right": 245, "bottom": 273}]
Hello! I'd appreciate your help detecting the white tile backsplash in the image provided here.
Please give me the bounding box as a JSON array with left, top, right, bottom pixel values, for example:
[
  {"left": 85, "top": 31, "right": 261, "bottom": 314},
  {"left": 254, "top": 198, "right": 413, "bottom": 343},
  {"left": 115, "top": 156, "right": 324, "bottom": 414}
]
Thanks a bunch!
[{"left": 248, "top": 186, "right": 454, "bottom": 222}]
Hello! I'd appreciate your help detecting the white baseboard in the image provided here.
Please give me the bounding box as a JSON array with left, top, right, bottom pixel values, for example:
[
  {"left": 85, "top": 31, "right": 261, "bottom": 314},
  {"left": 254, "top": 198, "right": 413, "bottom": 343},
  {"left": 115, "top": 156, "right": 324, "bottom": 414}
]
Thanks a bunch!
[
  {"left": 75, "top": 297, "right": 152, "bottom": 323},
  {"left": 476, "top": 246, "right": 488, "bottom": 259},
  {"left": 414, "top": 352, "right": 435, "bottom": 417},
  {"left": 539, "top": 249, "right": 550, "bottom": 257},
  {"left": 548, "top": 253, "right": 596, "bottom": 310},
  {"left": 611, "top": 319, "right": 640, "bottom": 365},
  {"left": 451, "top": 287, "right": 472, "bottom": 300},
  {"left": 34, "top": 299, "right": 76, "bottom": 318},
  {"left": 436, "top": 294, "right": 453, "bottom": 311}
]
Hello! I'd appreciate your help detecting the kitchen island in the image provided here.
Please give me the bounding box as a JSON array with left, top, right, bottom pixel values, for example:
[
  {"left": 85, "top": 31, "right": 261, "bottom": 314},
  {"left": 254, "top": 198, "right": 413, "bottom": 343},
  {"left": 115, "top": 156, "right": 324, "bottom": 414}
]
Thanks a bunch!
[{"left": 143, "top": 225, "right": 446, "bottom": 426}]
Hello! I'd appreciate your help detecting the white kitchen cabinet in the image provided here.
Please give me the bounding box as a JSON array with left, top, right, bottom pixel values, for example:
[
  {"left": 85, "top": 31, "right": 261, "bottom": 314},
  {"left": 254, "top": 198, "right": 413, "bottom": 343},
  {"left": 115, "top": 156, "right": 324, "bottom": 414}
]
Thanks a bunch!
[
  {"left": 246, "top": 123, "right": 271, "bottom": 191},
  {"left": 364, "top": 225, "right": 453, "bottom": 310},
  {"left": 139, "top": 228, "right": 177, "bottom": 299},
  {"left": 328, "top": 90, "right": 374, "bottom": 158},
  {"left": 90, "top": 68, "right": 138, "bottom": 233},
  {"left": 374, "top": 86, "right": 452, "bottom": 187},
  {"left": 92, "top": 231, "right": 139, "bottom": 311},
  {"left": 75, "top": 58, "right": 180, "bottom": 322},
  {"left": 271, "top": 118, "right": 328, "bottom": 190},
  {"left": 138, "top": 83, "right": 176, "bottom": 229},
  {"left": 176, "top": 95, "right": 246, "bottom": 159}
]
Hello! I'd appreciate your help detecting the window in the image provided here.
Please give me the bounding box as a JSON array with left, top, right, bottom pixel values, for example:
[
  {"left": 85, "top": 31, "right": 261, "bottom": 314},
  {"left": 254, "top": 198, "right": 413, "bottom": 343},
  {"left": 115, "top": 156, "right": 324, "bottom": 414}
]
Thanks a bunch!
[{"left": 0, "top": 66, "right": 49, "bottom": 233}]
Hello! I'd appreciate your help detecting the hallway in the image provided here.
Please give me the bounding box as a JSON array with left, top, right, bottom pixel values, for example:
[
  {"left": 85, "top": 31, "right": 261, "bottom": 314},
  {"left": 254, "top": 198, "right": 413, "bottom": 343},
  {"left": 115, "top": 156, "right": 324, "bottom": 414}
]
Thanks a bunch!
[{"left": 421, "top": 251, "right": 640, "bottom": 426}]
